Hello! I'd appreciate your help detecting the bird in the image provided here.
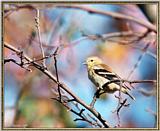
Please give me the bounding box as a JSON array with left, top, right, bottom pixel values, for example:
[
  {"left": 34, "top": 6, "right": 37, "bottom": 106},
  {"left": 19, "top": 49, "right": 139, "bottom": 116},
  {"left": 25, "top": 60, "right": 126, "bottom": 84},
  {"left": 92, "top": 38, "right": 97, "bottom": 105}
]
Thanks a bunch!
[{"left": 83, "top": 56, "right": 135, "bottom": 100}]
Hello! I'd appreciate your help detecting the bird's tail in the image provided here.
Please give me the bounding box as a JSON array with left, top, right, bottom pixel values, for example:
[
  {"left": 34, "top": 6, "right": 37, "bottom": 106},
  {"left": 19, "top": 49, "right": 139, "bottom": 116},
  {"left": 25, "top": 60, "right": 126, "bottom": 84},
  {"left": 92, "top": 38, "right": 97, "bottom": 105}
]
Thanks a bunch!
[
  {"left": 121, "top": 87, "right": 135, "bottom": 100},
  {"left": 125, "top": 91, "right": 135, "bottom": 100}
]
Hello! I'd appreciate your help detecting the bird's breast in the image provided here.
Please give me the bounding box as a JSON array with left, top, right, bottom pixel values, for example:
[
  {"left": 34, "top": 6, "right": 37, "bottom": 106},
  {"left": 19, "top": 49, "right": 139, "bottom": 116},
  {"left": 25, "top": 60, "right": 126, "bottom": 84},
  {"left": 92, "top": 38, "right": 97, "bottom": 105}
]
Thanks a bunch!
[{"left": 88, "top": 68, "right": 109, "bottom": 88}]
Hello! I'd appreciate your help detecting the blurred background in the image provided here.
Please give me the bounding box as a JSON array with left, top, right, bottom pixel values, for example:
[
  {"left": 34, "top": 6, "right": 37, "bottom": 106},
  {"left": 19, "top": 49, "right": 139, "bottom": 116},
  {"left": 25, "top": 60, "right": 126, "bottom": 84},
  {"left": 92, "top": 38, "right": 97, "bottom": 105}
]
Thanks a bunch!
[{"left": 3, "top": 3, "right": 157, "bottom": 128}]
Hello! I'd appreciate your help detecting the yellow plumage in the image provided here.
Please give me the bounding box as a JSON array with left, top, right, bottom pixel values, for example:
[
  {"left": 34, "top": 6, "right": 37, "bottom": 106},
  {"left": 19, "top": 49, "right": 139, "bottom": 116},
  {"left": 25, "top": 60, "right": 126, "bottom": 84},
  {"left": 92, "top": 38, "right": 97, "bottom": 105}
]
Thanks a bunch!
[{"left": 84, "top": 56, "right": 135, "bottom": 100}]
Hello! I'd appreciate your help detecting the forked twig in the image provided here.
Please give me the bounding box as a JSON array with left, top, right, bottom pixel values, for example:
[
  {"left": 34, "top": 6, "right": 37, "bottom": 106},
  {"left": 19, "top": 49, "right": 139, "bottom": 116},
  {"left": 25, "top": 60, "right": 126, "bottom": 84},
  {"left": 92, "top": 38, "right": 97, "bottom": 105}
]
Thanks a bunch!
[
  {"left": 53, "top": 47, "right": 62, "bottom": 101},
  {"left": 4, "top": 42, "right": 110, "bottom": 128}
]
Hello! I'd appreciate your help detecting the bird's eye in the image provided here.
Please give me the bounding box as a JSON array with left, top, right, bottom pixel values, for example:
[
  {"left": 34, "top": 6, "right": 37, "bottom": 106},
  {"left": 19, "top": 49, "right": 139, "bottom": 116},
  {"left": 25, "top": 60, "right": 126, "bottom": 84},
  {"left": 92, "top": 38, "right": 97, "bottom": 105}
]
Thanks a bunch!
[{"left": 91, "top": 60, "right": 93, "bottom": 62}]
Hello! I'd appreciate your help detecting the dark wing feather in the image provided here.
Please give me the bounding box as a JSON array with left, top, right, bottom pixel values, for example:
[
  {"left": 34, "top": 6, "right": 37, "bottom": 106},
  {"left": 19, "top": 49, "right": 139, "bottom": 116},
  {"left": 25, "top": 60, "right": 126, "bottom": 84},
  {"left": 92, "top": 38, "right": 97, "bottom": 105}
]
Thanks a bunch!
[
  {"left": 93, "top": 64, "right": 121, "bottom": 85},
  {"left": 94, "top": 69, "right": 118, "bottom": 80}
]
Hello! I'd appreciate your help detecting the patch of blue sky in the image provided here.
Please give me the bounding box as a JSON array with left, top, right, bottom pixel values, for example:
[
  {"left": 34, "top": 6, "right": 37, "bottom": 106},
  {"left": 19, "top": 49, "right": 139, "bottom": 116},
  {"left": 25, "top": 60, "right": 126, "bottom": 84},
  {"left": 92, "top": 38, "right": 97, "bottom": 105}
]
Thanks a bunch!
[
  {"left": 95, "top": 96, "right": 118, "bottom": 116},
  {"left": 62, "top": 76, "right": 91, "bottom": 103},
  {"left": 45, "top": 9, "right": 74, "bottom": 44},
  {"left": 126, "top": 48, "right": 156, "bottom": 80},
  {"left": 57, "top": 39, "right": 98, "bottom": 72},
  {"left": 76, "top": 7, "right": 119, "bottom": 34},
  {"left": 4, "top": 72, "right": 20, "bottom": 108},
  {"left": 127, "top": 96, "right": 156, "bottom": 127},
  {"left": 138, "top": 54, "right": 157, "bottom": 80},
  {"left": 63, "top": 71, "right": 120, "bottom": 124},
  {"left": 45, "top": 4, "right": 120, "bottom": 43},
  {"left": 75, "top": 40, "right": 98, "bottom": 60},
  {"left": 65, "top": 69, "right": 156, "bottom": 127},
  {"left": 44, "top": 4, "right": 156, "bottom": 127}
]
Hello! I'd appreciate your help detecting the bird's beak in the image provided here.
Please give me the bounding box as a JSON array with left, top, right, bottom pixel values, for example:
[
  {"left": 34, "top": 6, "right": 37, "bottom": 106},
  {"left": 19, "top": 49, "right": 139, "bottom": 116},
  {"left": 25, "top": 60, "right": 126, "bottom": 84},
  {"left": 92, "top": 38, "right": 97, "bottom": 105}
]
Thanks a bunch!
[{"left": 82, "top": 62, "right": 87, "bottom": 65}]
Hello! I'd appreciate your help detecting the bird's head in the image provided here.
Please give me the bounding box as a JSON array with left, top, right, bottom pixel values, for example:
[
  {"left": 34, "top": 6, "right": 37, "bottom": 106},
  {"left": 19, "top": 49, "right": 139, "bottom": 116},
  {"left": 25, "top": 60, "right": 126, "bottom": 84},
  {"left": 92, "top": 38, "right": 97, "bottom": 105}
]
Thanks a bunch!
[{"left": 83, "top": 56, "right": 103, "bottom": 68}]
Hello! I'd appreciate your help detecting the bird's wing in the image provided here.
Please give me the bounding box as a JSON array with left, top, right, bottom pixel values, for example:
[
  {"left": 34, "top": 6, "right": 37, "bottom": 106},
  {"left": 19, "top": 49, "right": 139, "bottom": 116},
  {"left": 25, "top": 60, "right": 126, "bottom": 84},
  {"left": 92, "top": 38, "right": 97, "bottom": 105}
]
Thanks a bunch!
[
  {"left": 94, "top": 64, "right": 131, "bottom": 90},
  {"left": 93, "top": 64, "right": 120, "bottom": 82}
]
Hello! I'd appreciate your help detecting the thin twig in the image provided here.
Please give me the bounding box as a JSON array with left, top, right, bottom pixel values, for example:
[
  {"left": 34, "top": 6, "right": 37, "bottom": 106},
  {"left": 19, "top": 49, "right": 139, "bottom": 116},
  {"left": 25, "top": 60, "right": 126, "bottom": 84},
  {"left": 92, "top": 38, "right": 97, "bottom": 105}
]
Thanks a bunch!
[
  {"left": 87, "top": 113, "right": 102, "bottom": 127},
  {"left": 126, "top": 30, "right": 152, "bottom": 80},
  {"left": 73, "top": 31, "right": 156, "bottom": 60},
  {"left": 53, "top": 47, "right": 62, "bottom": 101},
  {"left": 23, "top": 52, "right": 57, "bottom": 65},
  {"left": 145, "top": 108, "right": 157, "bottom": 117},
  {"left": 4, "top": 4, "right": 35, "bottom": 18},
  {"left": 138, "top": 88, "right": 156, "bottom": 97},
  {"left": 31, "top": 31, "right": 156, "bottom": 60},
  {"left": 52, "top": 97, "right": 102, "bottom": 127},
  {"left": 52, "top": 91, "right": 102, "bottom": 127},
  {"left": 54, "top": 5, "right": 156, "bottom": 33},
  {"left": 90, "top": 78, "right": 156, "bottom": 108},
  {"left": 81, "top": 30, "right": 142, "bottom": 41},
  {"left": 35, "top": 8, "right": 46, "bottom": 68},
  {"left": 4, "top": 58, "right": 32, "bottom": 72},
  {"left": 4, "top": 42, "right": 110, "bottom": 128},
  {"left": 123, "top": 79, "right": 156, "bottom": 84},
  {"left": 90, "top": 89, "right": 101, "bottom": 108},
  {"left": 128, "top": 45, "right": 156, "bottom": 60},
  {"left": 4, "top": 42, "right": 156, "bottom": 128},
  {"left": 145, "top": 108, "right": 157, "bottom": 128},
  {"left": 112, "top": 98, "right": 130, "bottom": 127},
  {"left": 116, "top": 99, "right": 130, "bottom": 114},
  {"left": 4, "top": 4, "right": 156, "bottom": 32},
  {"left": 127, "top": 43, "right": 150, "bottom": 79}
]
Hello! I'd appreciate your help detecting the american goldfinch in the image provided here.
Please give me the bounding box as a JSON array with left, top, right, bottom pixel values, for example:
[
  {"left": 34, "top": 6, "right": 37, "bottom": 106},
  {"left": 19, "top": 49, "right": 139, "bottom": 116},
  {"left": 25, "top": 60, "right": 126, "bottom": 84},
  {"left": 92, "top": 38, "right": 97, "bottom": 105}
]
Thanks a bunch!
[{"left": 84, "top": 56, "right": 135, "bottom": 100}]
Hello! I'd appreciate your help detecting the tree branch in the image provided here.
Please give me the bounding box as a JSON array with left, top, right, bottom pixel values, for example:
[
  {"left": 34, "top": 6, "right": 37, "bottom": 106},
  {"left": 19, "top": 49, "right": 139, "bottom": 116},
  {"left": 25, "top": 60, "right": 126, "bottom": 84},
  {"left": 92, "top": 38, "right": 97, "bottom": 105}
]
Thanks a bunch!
[
  {"left": 4, "top": 4, "right": 156, "bottom": 32},
  {"left": 54, "top": 5, "right": 156, "bottom": 33},
  {"left": 4, "top": 58, "right": 32, "bottom": 72},
  {"left": 53, "top": 47, "right": 62, "bottom": 102},
  {"left": 4, "top": 42, "right": 110, "bottom": 128},
  {"left": 35, "top": 8, "right": 46, "bottom": 68},
  {"left": 123, "top": 79, "right": 156, "bottom": 84}
]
